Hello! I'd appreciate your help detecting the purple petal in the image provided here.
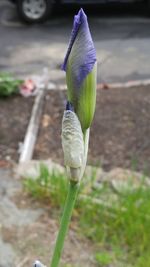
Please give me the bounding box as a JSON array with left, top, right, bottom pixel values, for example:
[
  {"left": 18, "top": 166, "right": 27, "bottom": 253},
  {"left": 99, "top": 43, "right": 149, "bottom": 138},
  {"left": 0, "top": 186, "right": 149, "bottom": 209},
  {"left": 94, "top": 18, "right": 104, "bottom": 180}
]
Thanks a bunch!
[{"left": 62, "top": 8, "right": 96, "bottom": 88}]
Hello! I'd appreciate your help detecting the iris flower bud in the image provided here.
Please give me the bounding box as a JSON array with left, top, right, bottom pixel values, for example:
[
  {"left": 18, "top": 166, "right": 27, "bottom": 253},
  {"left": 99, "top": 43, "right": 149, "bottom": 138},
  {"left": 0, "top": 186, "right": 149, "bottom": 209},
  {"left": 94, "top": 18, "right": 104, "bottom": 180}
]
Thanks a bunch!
[
  {"left": 62, "top": 8, "right": 97, "bottom": 132},
  {"left": 62, "top": 108, "right": 84, "bottom": 182},
  {"left": 61, "top": 9, "right": 97, "bottom": 182}
]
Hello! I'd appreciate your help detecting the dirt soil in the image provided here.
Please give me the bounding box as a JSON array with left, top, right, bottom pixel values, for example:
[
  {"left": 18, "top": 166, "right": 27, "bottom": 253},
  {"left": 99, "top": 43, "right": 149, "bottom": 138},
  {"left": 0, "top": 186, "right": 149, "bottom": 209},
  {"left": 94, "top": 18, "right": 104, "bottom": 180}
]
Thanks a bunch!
[
  {"left": 0, "top": 95, "right": 34, "bottom": 162},
  {"left": 0, "top": 86, "right": 150, "bottom": 174},
  {"left": 34, "top": 86, "right": 150, "bottom": 174}
]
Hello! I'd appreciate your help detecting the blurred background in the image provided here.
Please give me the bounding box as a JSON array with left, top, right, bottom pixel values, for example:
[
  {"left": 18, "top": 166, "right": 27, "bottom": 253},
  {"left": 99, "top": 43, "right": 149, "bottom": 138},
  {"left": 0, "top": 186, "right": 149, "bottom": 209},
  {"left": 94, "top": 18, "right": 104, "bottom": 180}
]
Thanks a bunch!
[
  {"left": 0, "top": 1, "right": 150, "bottom": 267},
  {"left": 1, "top": 0, "right": 150, "bottom": 84}
]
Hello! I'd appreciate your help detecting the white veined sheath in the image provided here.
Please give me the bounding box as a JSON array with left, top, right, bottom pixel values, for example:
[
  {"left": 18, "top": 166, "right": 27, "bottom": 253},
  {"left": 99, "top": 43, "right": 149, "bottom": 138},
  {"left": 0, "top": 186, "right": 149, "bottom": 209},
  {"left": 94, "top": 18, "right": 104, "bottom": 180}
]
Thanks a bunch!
[{"left": 61, "top": 110, "right": 84, "bottom": 181}]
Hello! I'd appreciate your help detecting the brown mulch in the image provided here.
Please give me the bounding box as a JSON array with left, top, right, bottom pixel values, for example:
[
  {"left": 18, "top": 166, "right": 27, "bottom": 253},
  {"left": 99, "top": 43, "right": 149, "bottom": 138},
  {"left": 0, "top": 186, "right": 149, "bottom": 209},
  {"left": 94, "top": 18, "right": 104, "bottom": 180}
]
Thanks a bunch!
[
  {"left": 0, "top": 86, "right": 150, "bottom": 174},
  {"left": 34, "top": 86, "right": 150, "bottom": 174},
  {"left": 0, "top": 95, "right": 34, "bottom": 162}
]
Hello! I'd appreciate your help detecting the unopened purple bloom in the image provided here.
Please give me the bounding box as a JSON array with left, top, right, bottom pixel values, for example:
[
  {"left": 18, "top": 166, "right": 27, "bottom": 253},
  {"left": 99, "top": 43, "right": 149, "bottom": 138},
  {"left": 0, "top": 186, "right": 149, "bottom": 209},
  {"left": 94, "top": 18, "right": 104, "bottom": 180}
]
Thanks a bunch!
[
  {"left": 62, "top": 8, "right": 96, "bottom": 89},
  {"left": 62, "top": 8, "right": 97, "bottom": 131}
]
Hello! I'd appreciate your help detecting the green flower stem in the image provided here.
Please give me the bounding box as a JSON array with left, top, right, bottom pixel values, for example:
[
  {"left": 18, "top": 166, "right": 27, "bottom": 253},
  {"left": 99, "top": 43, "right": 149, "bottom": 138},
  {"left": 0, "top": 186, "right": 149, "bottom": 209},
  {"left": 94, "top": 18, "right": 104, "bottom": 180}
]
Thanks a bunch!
[{"left": 50, "top": 181, "right": 79, "bottom": 267}]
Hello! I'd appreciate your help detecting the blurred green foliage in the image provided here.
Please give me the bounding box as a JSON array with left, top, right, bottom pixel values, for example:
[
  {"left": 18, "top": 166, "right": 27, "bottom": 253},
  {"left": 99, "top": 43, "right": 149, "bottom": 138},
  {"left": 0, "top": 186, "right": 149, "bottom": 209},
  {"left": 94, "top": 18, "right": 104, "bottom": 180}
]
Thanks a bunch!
[
  {"left": 24, "top": 164, "right": 150, "bottom": 267},
  {"left": 0, "top": 72, "right": 22, "bottom": 97}
]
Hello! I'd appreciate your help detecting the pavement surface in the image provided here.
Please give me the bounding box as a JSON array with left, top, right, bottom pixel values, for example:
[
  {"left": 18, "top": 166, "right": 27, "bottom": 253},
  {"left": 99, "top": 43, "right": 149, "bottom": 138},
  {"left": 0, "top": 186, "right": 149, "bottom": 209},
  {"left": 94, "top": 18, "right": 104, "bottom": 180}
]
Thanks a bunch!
[
  {"left": 0, "top": 1, "right": 150, "bottom": 84},
  {"left": 0, "top": 167, "right": 44, "bottom": 267}
]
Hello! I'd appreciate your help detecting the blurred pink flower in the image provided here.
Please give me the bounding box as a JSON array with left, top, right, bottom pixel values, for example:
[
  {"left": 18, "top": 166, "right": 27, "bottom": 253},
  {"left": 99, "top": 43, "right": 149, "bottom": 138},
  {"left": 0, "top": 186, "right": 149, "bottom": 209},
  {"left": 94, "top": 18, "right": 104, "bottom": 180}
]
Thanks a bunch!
[{"left": 19, "top": 79, "right": 36, "bottom": 97}]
